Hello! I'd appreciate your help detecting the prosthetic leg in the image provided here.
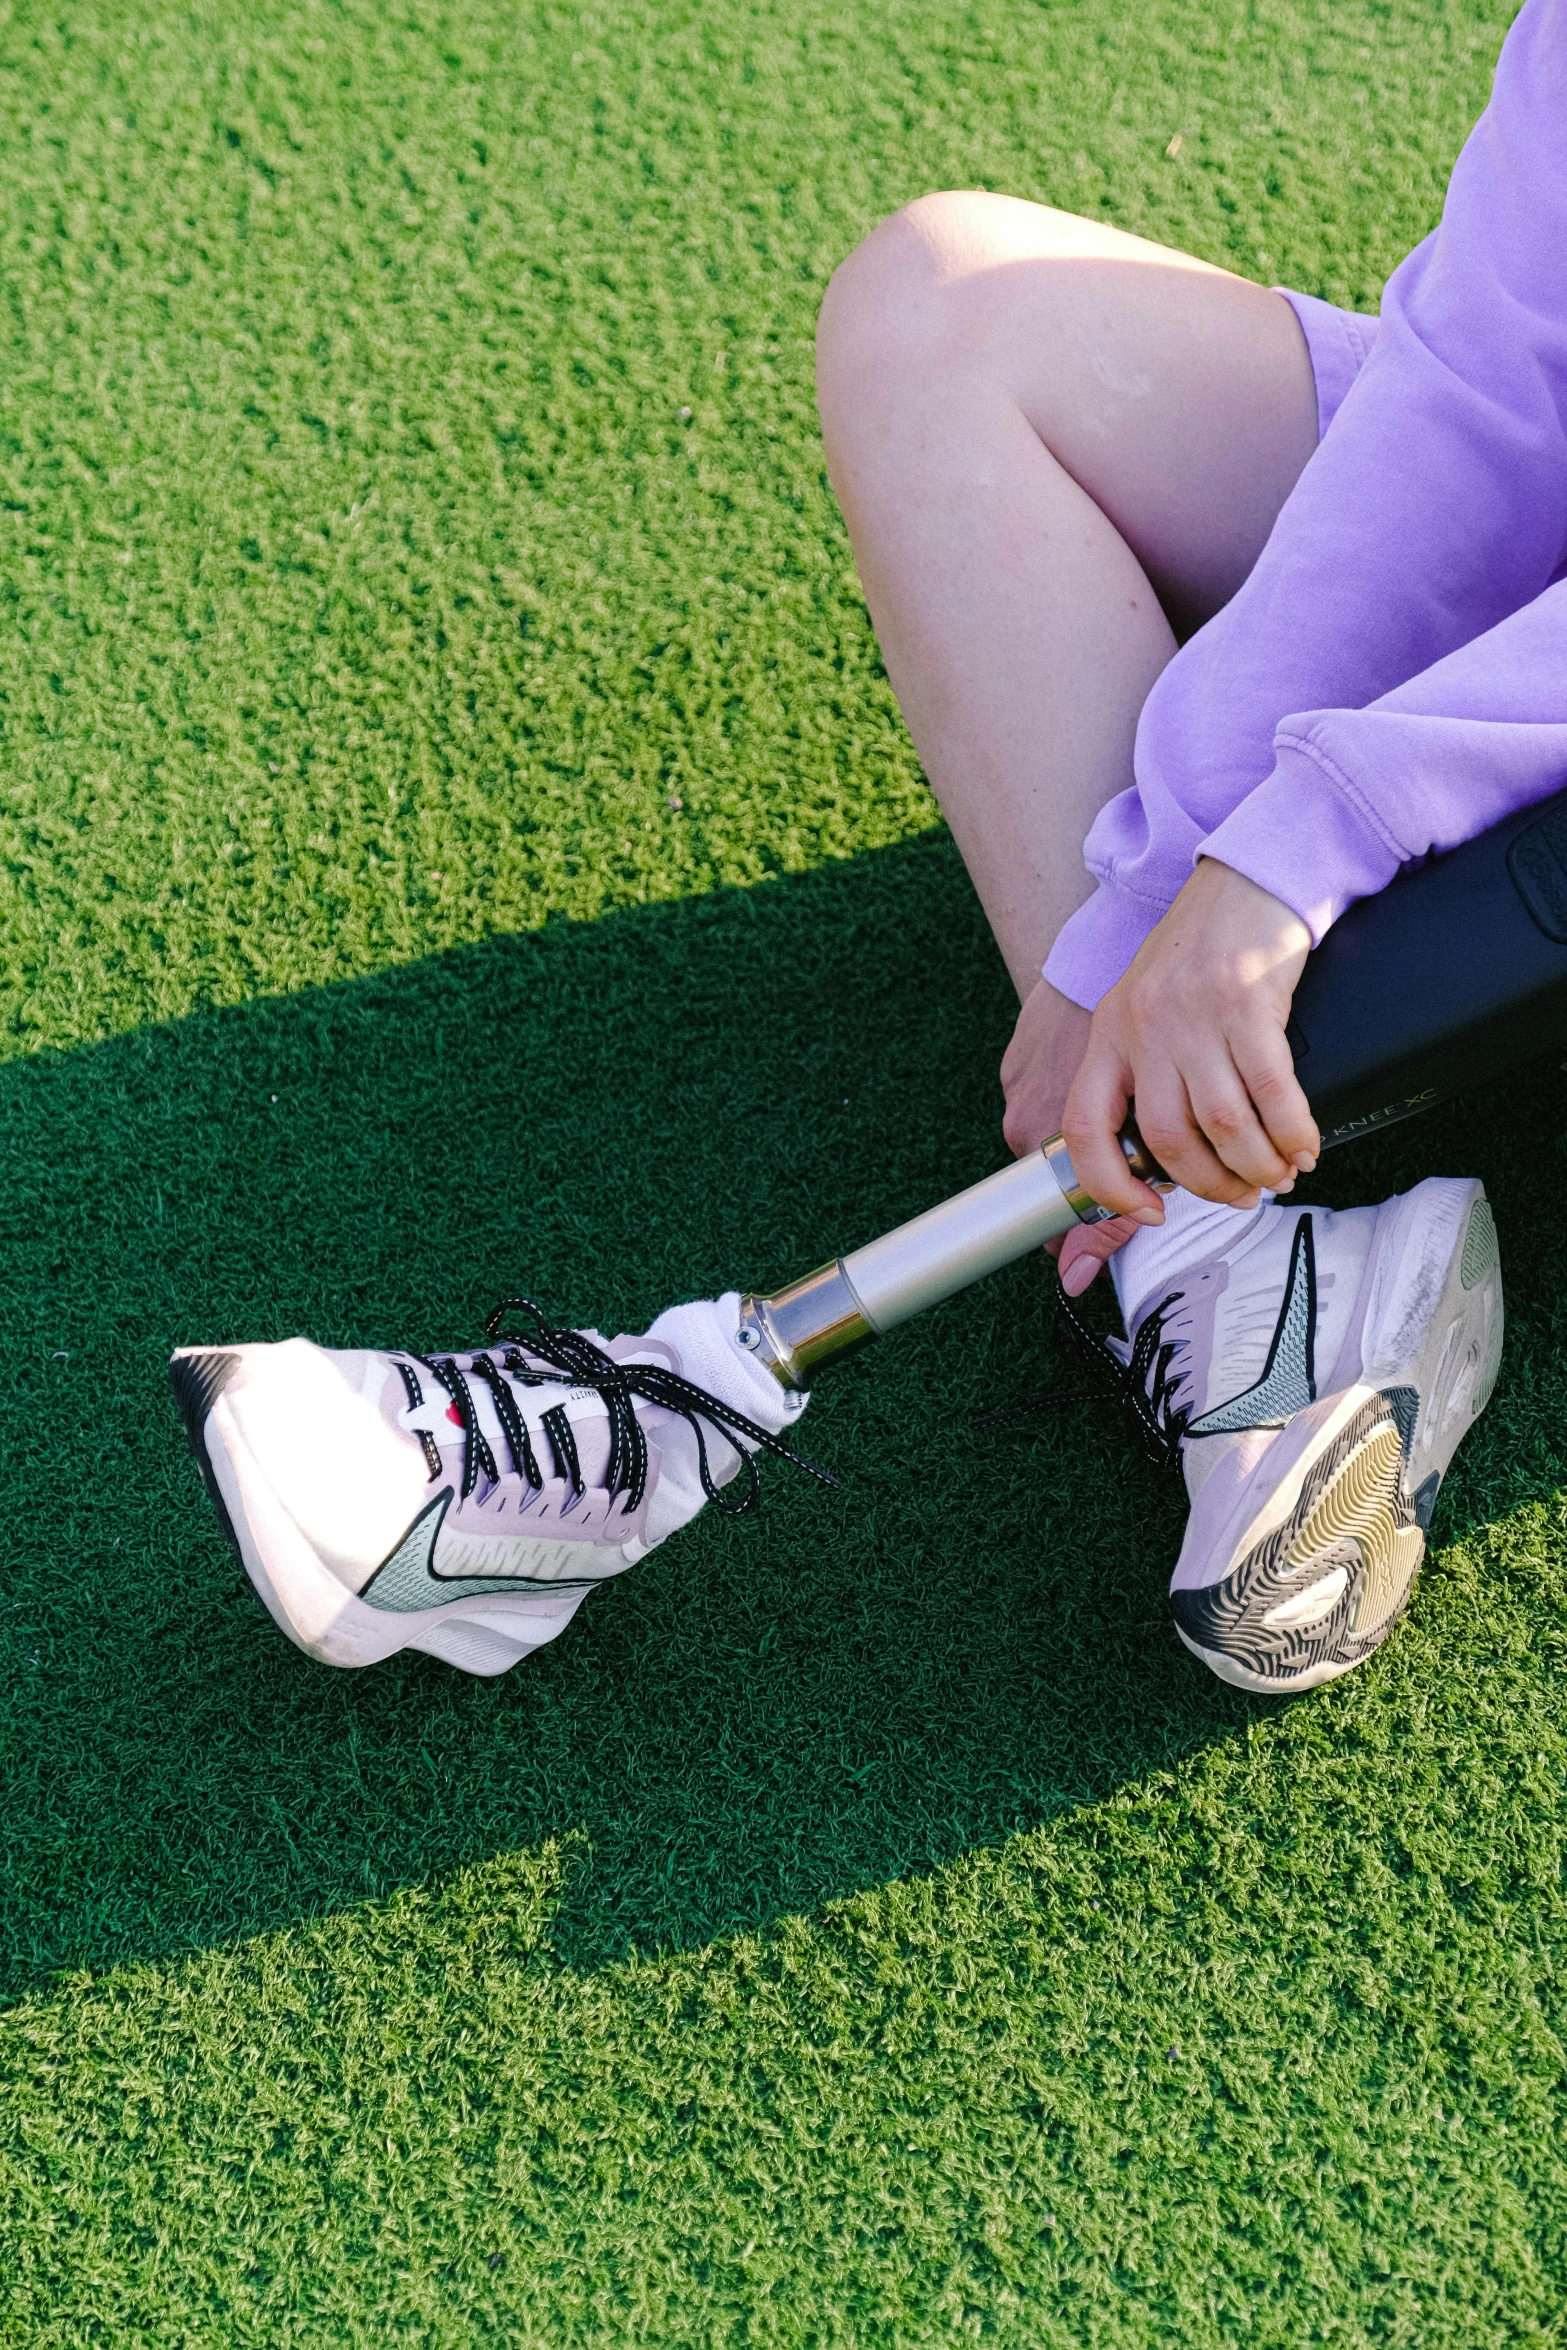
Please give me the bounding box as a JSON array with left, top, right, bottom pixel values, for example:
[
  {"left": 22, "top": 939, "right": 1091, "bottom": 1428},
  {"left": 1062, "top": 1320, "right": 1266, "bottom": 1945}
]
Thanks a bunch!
[{"left": 740, "top": 783, "right": 1567, "bottom": 1390}]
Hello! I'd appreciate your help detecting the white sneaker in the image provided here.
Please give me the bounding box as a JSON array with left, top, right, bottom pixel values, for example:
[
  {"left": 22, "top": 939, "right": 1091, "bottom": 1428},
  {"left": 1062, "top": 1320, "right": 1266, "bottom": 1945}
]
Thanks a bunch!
[
  {"left": 1106, "top": 1179, "right": 1503, "bottom": 1693},
  {"left": 170, "top": 1294, "right": 825, "bottom": 1677}
]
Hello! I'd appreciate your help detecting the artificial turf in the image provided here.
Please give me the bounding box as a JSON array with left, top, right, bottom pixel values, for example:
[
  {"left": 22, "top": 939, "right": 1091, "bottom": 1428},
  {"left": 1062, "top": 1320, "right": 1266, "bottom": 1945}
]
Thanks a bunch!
[{"left": 1, "top": 0, "right": 1560, "bottom": 2338}]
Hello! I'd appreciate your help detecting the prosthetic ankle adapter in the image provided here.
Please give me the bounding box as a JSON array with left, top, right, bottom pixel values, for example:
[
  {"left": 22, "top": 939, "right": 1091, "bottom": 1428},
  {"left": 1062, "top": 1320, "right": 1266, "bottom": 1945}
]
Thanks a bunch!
[{"left": 739, "top": 784, "right": 1567, "bottom": 1390}]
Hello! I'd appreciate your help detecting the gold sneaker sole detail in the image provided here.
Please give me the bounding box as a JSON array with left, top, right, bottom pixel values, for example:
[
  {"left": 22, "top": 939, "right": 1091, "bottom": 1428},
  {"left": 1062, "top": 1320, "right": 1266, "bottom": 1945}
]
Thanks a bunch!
[
  {"left": 1281, "top": 1422, "right": 1424, "bottom": 1639},
  {"left": 1460, "top": 1195, "right": 1499, "bottom": 1292}
]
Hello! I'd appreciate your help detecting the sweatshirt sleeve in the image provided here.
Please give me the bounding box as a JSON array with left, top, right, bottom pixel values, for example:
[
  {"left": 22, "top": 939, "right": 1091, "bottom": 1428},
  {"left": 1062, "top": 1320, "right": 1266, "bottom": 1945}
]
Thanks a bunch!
[
  {"left": 1205, "top": 582, "right": 1567, "bottom": 939},
  {"left": 1044, "top": 0, "right": 1567, "bottom": 1011}
]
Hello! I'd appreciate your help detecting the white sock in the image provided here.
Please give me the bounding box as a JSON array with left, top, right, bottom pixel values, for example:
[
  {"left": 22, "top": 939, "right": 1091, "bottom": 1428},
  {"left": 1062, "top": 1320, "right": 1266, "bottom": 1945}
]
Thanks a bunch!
[
  {"left": 1110, "top": 1188, "right": 1273, "bottom": 1324},
  {"left": 644, "top": 1292, "right": 805, "bottom": 1436},
  {"left": 636, "top": 1292, "right": 808, "bottom": 1547}
]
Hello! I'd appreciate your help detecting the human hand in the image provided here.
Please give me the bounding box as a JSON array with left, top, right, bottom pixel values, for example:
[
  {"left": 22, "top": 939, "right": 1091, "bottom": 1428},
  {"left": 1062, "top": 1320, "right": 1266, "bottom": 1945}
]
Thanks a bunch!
[
  {"left": 1061, "top": 858, "right": 1319, "bottom": 1221},
  {"left": 999, "top": 975, "right": 1146, "bottom": 1295},
  {"left": 1000, "top": 977, "right": 1092, "bottom": 1158}
]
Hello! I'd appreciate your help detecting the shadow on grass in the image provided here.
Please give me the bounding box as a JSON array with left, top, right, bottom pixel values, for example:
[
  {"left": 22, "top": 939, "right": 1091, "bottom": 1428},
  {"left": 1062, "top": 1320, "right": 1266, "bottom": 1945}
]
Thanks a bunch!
[{"left": 1, "top": 828, "right": 1563, "bottom": 1998}]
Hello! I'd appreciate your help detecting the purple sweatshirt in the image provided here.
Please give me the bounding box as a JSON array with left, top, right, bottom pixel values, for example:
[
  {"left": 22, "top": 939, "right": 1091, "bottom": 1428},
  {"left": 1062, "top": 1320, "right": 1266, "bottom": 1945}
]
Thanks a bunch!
[{"left": 1043, "top": 0, "right": 1567, "bottom": 1013}]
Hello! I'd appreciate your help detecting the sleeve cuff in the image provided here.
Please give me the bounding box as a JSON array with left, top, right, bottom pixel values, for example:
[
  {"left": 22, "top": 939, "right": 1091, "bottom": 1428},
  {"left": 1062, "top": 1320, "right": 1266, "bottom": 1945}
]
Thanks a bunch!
[
  {"left": 1041, "top": 883, "right": 1166, "bottom": 1011},
  {"left": 1197, "top": 735, "right": 1409, "bottom": 944}
]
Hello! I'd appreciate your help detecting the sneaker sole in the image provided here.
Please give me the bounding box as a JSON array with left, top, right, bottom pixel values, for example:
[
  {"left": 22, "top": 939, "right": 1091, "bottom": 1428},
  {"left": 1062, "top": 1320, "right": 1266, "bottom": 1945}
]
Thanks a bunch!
[
  {"left": 1171, "top": 1182, "right": 1502, "bottom": 1694},
  {"left": 170, "top": 1348, "right": 605, "bottom": 1676}
]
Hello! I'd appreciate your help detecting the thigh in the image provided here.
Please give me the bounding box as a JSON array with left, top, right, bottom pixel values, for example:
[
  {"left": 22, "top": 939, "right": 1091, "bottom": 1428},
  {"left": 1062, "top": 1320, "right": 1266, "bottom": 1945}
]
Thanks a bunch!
[{"left": 841, "top": 192, "right": 1319, "bottom": 633}]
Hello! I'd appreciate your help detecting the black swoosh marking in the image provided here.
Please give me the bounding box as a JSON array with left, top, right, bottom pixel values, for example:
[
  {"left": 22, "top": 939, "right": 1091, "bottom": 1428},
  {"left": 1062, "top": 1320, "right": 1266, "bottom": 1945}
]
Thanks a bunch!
[
  {"left": 1186, "top": 1214, "right": 1317, "bottom": 1438},
  {"left": 359, "top": 1489, "right": 604, "bottom": 1612}
]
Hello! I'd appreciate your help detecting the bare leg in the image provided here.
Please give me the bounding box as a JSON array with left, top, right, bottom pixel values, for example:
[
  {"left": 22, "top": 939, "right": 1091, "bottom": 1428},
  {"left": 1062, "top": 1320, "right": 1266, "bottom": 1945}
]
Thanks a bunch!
[{"left": 816, "top": 193, "right": 1318, "bottom": 1149}]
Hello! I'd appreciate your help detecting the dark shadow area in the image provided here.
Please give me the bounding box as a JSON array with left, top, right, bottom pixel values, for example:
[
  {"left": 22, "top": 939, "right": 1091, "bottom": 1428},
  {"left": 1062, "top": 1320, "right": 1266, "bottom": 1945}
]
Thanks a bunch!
[{"left": 2, "top": 829, "right": 1564, "bottom": 1996}]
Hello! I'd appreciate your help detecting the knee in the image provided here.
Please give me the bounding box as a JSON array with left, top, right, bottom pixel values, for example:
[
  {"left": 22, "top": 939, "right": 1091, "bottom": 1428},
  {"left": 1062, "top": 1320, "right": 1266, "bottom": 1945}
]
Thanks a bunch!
[
  {"left": 817, "top": 193, "right": 995, "bottom": 407},
  {"left": 816, "top": 191, "right": 1094, "bottom": 436}
]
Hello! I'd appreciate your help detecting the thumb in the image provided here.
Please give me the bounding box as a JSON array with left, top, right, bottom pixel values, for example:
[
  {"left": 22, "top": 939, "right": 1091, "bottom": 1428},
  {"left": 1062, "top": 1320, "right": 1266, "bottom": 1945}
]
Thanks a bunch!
[{"left": 1053, "top": 1216, "right": 1142, "bottom": 1296}]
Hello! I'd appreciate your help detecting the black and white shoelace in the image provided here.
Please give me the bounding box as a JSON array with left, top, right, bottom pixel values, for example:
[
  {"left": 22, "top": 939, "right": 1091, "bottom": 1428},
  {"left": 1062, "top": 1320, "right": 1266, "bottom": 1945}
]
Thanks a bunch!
[
  {"left": 401, "top": 1296, "right": 837, "bottom": 1515},
  {"left": 974, "top": 1281, "right": 1193, "bottom": 1472}
]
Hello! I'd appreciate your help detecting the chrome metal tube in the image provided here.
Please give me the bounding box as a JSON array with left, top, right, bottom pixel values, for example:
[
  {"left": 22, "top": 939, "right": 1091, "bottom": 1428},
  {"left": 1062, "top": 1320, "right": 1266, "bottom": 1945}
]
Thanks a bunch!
[
  {"left": 840, "top": 1144, "right": 1088, "bottom": 1333},
  {"left": 736, "top": 1260, "right": 875, "bottom": 1390},
  {"left": 737, "top": 1128, "right": 1133, "bottom": 1390}
]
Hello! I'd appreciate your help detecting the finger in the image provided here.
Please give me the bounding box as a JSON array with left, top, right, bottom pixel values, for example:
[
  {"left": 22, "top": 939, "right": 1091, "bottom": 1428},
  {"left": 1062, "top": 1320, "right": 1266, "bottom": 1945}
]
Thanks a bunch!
[
  {"left": 1230, "top": 1022, "right": 1321, "bottom": 1171},
  {"left": 1061, "top": 1043, "right": 1167, "bottom": 1222},
  {"left": 1056, "top": 1216, "right": 1142, "bottom": 1296},
  {"left": 1132, "top": 1063, "right": 1265, "bottom": 1208},
  {"left": 1181, "top": 1051, "right": 1298, "bottom": 1193}
]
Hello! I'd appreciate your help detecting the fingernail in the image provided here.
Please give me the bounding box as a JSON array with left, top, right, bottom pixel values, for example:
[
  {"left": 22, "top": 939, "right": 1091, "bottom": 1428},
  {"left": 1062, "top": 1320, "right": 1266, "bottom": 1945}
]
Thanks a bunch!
[
  {"left": 1061, "top": 1258, "right": 1099, "bottom": 1296},
  {"left": 1294, "top": 1153, "right": 1317, "bottom": 1173},
  {"left": 1277, "top": 1178, "right": 1295, "bottom": 1195},
  {"left": 1132, "top": 1205, "right": 1164, "bottom": 1226}
]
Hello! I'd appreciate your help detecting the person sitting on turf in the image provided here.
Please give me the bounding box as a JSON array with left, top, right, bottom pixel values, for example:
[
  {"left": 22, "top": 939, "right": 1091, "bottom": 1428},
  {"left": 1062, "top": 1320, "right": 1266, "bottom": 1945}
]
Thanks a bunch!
[{"left": 170, "top": 0, "right": 1567, "bottom": 1692}]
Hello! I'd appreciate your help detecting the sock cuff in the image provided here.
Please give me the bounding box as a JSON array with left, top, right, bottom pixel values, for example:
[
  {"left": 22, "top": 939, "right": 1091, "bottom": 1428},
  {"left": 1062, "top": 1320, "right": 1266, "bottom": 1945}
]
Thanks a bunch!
[
  {"left": 644, "top": 1293, "right": 804, "bottom": 1435},
  {"left": 1110, "top": 1189, "right": 1272, "bottom": 1324}
]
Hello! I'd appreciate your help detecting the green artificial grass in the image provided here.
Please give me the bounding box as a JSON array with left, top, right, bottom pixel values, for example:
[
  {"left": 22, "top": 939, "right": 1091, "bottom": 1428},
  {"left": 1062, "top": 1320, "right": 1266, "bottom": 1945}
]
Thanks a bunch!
[{"left": 0, "top": 0, "right": 1561, "bottom": 2339}]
